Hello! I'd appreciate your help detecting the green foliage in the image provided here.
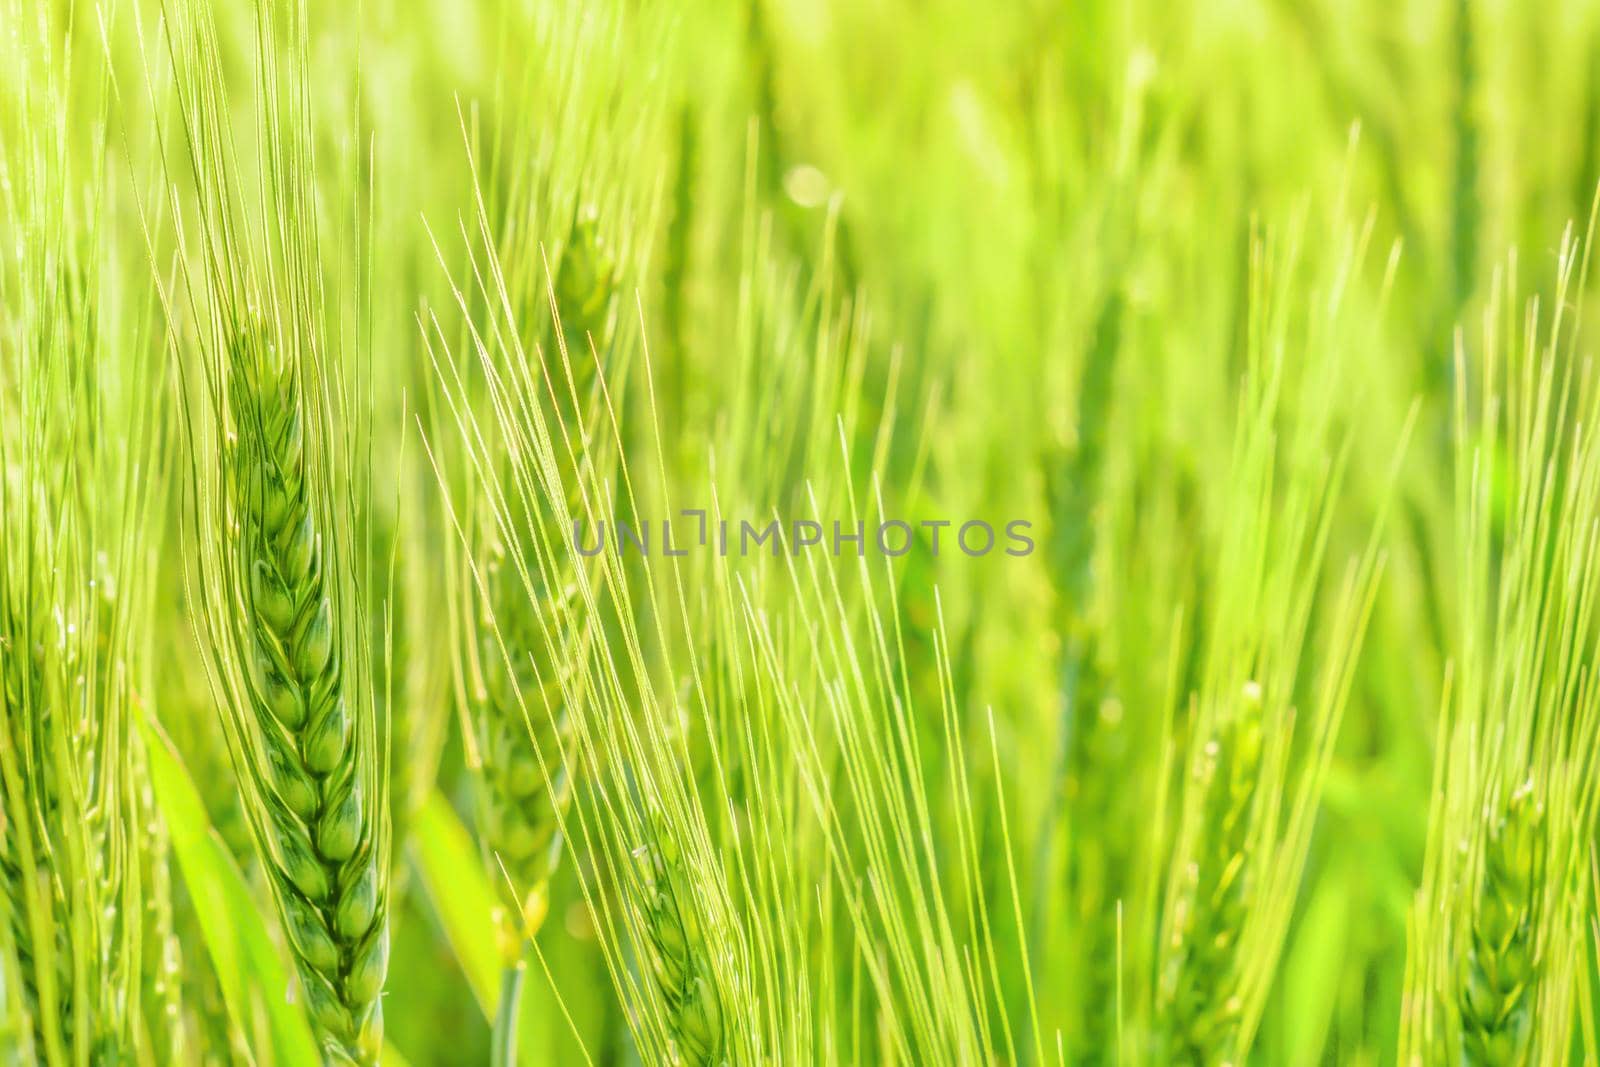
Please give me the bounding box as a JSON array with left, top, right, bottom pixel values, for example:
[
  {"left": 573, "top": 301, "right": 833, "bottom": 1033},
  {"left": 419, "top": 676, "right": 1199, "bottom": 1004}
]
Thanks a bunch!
[
  {"left": 13, "top": 0, "right": 1600, "bottom": 1065},
  {"left": 142, "top": 720, "right": 321, "bottom": 1065}
]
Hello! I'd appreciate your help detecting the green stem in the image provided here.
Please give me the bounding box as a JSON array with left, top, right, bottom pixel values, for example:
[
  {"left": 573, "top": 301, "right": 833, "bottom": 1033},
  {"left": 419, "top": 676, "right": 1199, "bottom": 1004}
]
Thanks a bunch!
[{"left": 492, "top": 959, "right": 526, "bottom": 1067}]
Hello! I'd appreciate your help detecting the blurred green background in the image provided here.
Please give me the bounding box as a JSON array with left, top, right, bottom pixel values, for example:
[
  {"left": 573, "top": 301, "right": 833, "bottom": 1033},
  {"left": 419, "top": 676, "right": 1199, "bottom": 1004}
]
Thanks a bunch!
[{"left": 6, "top": 0, "right": 1600, "bottom": 1064}]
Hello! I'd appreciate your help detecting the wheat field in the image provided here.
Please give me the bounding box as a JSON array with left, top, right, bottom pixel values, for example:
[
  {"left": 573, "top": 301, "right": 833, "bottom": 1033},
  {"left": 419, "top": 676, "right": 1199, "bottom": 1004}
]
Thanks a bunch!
[{"left": 6, "top": 0, "right": 1600, "bottom": 1064}]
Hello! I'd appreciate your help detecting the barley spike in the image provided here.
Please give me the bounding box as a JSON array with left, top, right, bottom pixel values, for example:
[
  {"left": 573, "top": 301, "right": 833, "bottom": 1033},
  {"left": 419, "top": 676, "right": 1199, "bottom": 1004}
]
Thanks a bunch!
[
  {"left": 476, "top": 210, "right": 617, "bottom": 956},
  {"left": 1457, "top": 783, "right": 1541, "bottom": 1067},
  {"left": 1161, "top": 683, "right": 1265, "bottom": 1065},
  {"left": 637, "top": 820, "right": 726, "bottom": 1067},
  {"left": 226, "top": 327, "right": 387, "bottom": 1064}
]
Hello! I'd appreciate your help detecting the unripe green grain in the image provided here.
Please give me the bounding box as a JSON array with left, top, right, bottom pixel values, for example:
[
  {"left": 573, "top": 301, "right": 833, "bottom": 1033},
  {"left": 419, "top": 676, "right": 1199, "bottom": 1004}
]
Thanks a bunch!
[
  {"left": 265, "top": 734, "right": 320, "bottom": 818},
  {"left": 1160, "top": 682, "right": 1265, "bottom": 1064},
  {"left": 276, "top": 822, "right": 332, "bottom": 901},
  {"left": 1456, "top": 785, "right": 1541, "bottom": 1066},
  {"left": 297, "top": 601, "right": 334, "bottom": 679},
  {"left": 259, "top": 651, "right": 307, "bottom": 728},
  {"left": 637, "top": 819, "right": 727, "bottom": 1067},
  {"left": 304, "top": 970, "right": 350, "bottom": 1036},
  {"left": 347, "top": 926, "right": 389, "bottom": 1004},
  {"left": 305, "top": 697, "right": 351, "bottom": 774},
  {"left": 284, "top": 896, "right": 342, "bottom": 974},
  {"left": 253, "top": 561, "right": 297, "bottom": 632},
  {"left": 336, "top": 868, "right": 378, "bottom": 940},
  {"left": 472, "top": 212, "right": 617, "bottom": 957},
  {"left": 318, "top": 785, "right": 364, "bottom": 861},
  {"left": 211, "top": 328, "right": 390, "bottom": 1064}
]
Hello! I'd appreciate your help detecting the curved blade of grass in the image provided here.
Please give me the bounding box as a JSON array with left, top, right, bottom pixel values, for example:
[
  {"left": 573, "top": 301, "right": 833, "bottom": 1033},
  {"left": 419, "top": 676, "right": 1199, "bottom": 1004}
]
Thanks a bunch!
[
  {"left": 410, "top": 790, "right": 501, "bottom": 1018},
  {"left": 140, "top": 716, "right": 321, "bottom": 1065},
  {"left": 1281, "top": 864, "right": 1350, "bottom": 1066},
  {"left": 411, "top": 790, "right": 573, "bottom": 1064}
]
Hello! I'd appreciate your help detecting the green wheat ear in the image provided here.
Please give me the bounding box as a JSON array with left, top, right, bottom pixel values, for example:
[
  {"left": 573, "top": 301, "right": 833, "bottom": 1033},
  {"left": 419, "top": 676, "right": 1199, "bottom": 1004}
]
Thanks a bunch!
[
  {"left": 1160, "top": 682, "right": 1265, "bottom": 1064},
  {"left": 554, "top": 207, "right": 619, "bottom": 375},
  {"left": 1457, "top": 783, "right": 1541, "bottom": 1066},
  {"left": 476, "top": 539, "right": 575, "bottom": 954},
  {"left": 636, "top": 817, "right": 726, "bottom": 1067},
  {"left": 473, "top": 206, "right": 618, "bottom": 958},
  {"left": 226, "top": 326, "right": 388, "bottom": 1064}
]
